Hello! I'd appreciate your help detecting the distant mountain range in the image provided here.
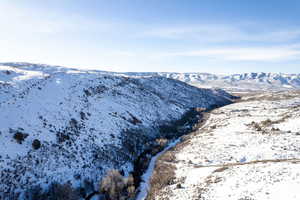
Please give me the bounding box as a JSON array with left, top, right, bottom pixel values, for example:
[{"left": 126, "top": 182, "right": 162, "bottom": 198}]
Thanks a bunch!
[
  {"left": 1, "top": 63, "right": 299, "bottom": 92},
  {"left": 122, "top": 72, "right": 300, "bottom": 92}
]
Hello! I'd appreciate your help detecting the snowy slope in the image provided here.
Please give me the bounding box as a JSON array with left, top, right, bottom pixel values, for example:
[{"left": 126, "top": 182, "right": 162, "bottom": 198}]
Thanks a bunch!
[
  {"left": 0, "top": 63, "right": 234, "bottom": 199},
  {"left": 152, "top": 91, "right": 300, "bottom": 200},
  {"left": 123, "top": 72, "right": 300, "bottom": 92}
]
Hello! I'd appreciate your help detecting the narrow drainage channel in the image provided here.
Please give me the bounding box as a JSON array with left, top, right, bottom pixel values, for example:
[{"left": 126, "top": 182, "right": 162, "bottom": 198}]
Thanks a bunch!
[
  {"left": 133, "top": 106, "right": 225, "bottom": 200},
  {"left": 135, "top": 138, "right": 181, "bottom": 200},
  {"left": 134, "top": 111, "right": 213, "bottom": 200}
]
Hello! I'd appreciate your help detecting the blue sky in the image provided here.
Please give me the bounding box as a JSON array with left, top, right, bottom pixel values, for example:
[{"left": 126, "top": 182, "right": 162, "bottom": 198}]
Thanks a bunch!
[{"left": 1, "top": 0, "right": 300, "bottom": 73}]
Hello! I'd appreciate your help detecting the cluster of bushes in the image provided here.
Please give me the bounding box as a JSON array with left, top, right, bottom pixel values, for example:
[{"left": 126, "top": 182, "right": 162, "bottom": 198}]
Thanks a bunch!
[
  {"left": 10, "top": 128, "right": 42, "bottom": 150},
  {"left": 248, "top": 119, "right": 281, "bottom": 133},
  {"left": 159, "top": 107, "right": 203, "bottom": 139},
  {"left": 83, "top": 85, "right": 108, "bottom": 97},
  {"left": 24, "top": 170, "right": 136, "bottom": 200},
  {"left": 24, "top": 182, "right": 80, "bottom": 200},
  {"left": 13, "top": 131, "right": 29, "bottom": 144}
]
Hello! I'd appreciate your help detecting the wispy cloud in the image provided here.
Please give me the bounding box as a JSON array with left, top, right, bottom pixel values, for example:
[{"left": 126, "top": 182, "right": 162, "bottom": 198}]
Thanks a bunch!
[
  {"left": 1, "top": 1, "right": 300, "bottom": 73},
  {"left": 143, "top": 24, "right": 300, "bottom": 43},
  {"left": 0, "top": 2, "right": 113, "bottom": 36},
  {"left": 160, "top": 45, "right": 300, "bottom": 62},
  {"left": 140, "top": 23, "right": 300, "bottom": 62}
]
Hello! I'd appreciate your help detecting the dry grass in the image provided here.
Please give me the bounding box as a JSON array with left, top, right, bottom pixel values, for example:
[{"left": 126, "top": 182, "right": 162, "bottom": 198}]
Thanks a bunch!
[
  {"left": 239, "top": 91, "right": 300, "bottom": 102},
  {"left": 213, "top": 166, "right": 229, "bottom": 173},
  {"left": 146, "top": 160, "right": 176, "bottom": 200},
  {"left": 146, "top": 148, "right": 179, "bottom": 200}
]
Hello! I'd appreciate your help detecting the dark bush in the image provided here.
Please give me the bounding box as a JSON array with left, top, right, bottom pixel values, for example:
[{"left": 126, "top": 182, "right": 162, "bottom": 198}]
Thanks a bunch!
[
  {"left": 32, "top": 139, "right": 41, "bottom": 150},
  {"left": 47, "top": 182, "right": 80, "bottom": 200},
  {"left": 13, "top": 131, "right": 29, "bottom": 144},
  {"left": 80, "top": 112, "right": 87, "bottom": 120},
  {"left": 84, "top": 89, "right": 91, "bottom": 96},
  {"left": 127, "top": 113, "right": 142, "bottom": 125},
  {"left": 69, "top": 118, "right": 78, "bottom": 129},
  {"left": 24, "top": 182, "right": 80, "bottom": 200},
  {"left": 56, "top": 132, "right": 70, "bottom": 143}
]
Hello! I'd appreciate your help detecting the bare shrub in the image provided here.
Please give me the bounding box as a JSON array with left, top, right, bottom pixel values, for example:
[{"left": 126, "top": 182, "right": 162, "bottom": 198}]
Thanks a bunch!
[
  {"left": 248, "top": 121, "right": 262, "bottom": 131},
  {"left": 210, "top": 125, "right": 217, "bottom": 130},
  {"left": 253, "top": 123, "right": 262, "bottom": 131},
  {"left": 271, "top": 127, "right": 280, "bottom": 132},
  {"left": 261, "top": 119, "right": 272, "bottom": 126},
  {"left": 155, "top": 138, "right": 168, "bottom": 147},
  {"left": 99, "top": 170, "right": 135, "bottom": 200},
  {"left": 126, "top": 174, "right": 135, "bottom": 199}
]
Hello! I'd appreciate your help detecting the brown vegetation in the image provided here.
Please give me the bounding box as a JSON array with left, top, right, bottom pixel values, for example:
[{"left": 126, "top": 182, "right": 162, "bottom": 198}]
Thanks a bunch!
[
  {"left": 146, "top": 150, "right": 177, "bottom": 200},
  {"left": 99, "top": 170, "right": 135, "bottom": 200},
  {"left": 13, "top": 131, "right": 29, "bottom": 144}
]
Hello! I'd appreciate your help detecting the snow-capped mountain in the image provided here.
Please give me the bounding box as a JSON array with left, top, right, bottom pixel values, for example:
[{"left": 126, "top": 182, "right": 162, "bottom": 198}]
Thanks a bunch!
[
  {"left": 0, "top": 63, "right": 234, "bottom": 199},
  {"left": 123, "top": 72, "right": 300, "bottom": 92},
  {"left": 162, "top": 72, "right": 300, "bottom": 91}
]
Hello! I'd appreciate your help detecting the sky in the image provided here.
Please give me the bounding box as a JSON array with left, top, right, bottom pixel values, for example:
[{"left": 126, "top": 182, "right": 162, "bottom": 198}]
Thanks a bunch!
[{"left": 1, "top": 0, "right": 300, "bottom": 73}]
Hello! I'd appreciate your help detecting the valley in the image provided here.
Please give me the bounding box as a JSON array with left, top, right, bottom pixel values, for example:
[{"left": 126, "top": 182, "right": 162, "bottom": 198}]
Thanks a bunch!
[
  {"left": 1, "top": 63, "right": 299, "bottom": 200},
  {"left": 2, "top": 1, "right": 300, "bottom": 200}
]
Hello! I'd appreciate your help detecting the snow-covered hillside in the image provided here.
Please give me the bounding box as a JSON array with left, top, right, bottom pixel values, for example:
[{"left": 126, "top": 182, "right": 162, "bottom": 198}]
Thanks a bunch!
[
  {"left": 124, "top": 72, "right": 300, "bottom": 92},
  {"left": 151, "top": 91, "right": 300, "bottom": 200},
  {"left": 0, "top": 63, "right": 234, "bottom": 199}
]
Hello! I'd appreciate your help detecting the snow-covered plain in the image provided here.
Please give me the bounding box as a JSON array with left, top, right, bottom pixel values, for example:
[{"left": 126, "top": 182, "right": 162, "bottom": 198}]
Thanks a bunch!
[
  {"left": 153, "top": 91, "right": 300, "bottom": 200},
  {"left": 0, "top": 63, "right": 234, "bottom": 199}
]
